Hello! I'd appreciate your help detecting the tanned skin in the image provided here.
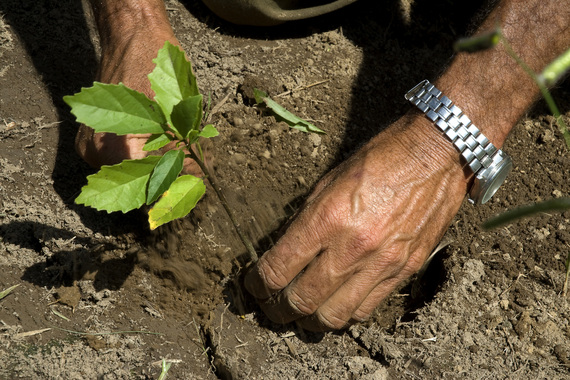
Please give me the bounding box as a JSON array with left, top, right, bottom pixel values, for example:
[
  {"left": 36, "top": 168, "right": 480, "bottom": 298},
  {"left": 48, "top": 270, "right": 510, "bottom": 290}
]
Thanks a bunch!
[{"left": 79, "top": 0, "right": 569, "bottom": 331}]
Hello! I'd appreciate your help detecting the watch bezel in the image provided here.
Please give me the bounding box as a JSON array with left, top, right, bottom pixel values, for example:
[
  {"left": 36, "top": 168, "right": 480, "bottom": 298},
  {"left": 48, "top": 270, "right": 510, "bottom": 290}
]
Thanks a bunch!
[{"left": 468, "top": 153, "right": 512, "bottom": 205}]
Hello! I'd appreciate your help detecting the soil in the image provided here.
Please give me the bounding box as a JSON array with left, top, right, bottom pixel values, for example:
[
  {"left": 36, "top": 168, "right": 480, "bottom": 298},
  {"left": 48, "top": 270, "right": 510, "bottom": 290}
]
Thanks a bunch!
[{"left": 1, "top": 0, "right": 570, "bottom": 379}]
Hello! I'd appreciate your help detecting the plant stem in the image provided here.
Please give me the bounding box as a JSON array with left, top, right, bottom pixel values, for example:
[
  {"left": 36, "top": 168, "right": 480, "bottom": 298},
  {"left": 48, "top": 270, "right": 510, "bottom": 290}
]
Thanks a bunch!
[
  {"left": 500, "top": 36, "right": 570, "bottom": 149},
  {"left": 187, "top": 145, "right": 258, "bottom": 263}
]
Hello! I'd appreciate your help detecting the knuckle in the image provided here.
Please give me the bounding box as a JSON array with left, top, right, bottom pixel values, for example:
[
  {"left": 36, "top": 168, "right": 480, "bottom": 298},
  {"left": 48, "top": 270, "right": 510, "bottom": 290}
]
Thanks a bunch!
[
  {"left": 312, "top": 198, "right": 348, "bottom": 232},
  {"left": 382, "top": 246, "right": 410, "bottom": 271},
  {"left": 258, "top": 254, "right": 290, "bottom": 292},
  {"left": 286, "top": 289, "right": 319, "bottom": 317},
  {"left": 347, "top": 227, "right": 379, "bottom": 256},
  {"left": 315, "top": 308, "right": 351, "bottom": 330},
  {"left": 352, "top": 308, "right": 373, "bottom": 323},
  {"left": 403, "top": 252, "right": 427, "bottom": 274}
]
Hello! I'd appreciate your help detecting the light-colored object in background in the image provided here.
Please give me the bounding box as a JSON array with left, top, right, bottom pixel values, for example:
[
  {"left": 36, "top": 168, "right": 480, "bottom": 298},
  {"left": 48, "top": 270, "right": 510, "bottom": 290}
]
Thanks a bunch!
[{"left": 201, "top": 0, "right": 359, "bottom": 26}]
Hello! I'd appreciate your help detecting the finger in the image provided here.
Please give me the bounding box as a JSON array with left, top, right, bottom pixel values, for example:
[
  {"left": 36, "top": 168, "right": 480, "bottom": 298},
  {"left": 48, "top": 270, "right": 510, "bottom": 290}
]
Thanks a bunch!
[
  {"left": 295, "top": 241, "right": 428, "bottom": 331},
  {"left": 243, "top": 219, "right": 324, "bottom": 299},
  {"left": 295, "top": 260, "right": 404, "bottom": 331},
  {"left": 257, "top": 243, "right": 355, "bottom": 324},
  {"left": 349, "top": 276, "right": 407, "bottom": 324},
  {"left": 243, "top": 189, "right": 349, "bottom": 299}
]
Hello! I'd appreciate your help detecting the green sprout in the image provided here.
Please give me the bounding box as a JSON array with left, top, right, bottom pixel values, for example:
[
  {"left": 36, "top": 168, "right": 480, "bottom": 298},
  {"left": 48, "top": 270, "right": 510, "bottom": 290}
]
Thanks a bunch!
[
  {"left": 157, "top": 359, "right": 172, "bottom": 380},
  {"left": 64, "top": 42, "right": 213, "bottom": 230}
]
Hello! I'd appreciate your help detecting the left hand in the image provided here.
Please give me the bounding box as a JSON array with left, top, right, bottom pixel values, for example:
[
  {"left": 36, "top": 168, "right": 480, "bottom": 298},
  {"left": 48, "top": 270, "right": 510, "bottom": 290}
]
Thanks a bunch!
[{"left": 244, "top": 115, "right": 470, "bottom": 331}]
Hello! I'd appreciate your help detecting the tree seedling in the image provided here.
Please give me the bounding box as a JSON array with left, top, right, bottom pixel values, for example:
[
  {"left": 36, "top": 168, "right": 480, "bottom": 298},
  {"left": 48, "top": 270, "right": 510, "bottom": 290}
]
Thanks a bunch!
[{"left": 64, "top": 42, "right": 258, "bottom": 260}]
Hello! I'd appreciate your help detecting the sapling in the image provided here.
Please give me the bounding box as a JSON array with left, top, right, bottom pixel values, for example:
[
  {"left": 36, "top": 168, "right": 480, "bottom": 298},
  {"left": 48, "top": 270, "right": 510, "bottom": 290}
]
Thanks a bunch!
[
  {"left": 64, "top": 41, "right": 257, "bottom": 261},
  {"left": 65, "top": 42, "right": 323, "bottom": 263}
]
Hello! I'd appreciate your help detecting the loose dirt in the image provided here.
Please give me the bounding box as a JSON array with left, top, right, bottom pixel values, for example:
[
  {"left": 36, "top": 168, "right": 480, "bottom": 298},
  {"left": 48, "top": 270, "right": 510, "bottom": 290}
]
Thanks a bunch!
[{"left": 1, "top": 0, "right": 569, "bottom": 378}]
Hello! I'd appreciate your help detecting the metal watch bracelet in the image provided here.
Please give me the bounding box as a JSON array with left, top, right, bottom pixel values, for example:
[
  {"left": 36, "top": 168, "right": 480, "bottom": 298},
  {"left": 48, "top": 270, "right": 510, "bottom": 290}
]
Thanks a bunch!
[{"left": 405, "top": 80, "right": 511, "bottom": 204}]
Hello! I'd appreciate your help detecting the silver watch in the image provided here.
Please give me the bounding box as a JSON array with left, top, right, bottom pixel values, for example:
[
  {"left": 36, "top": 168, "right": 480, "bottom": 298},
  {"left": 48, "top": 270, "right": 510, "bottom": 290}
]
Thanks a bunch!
[{"left": 405, "top": 80, "right": 511, "bottom": 205}]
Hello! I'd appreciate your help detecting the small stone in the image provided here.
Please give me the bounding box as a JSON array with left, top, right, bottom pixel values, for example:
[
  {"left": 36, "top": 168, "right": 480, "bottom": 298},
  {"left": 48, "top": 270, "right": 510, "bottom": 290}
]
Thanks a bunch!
[
  {"left": 300, "top": 145, "right": 312, "bottom": 156},
  {"left": 553, "top": 189, "right": 563, "bottom": 198},
  {"left": 538, "top": 128, "right": 556, "bottom": 143},
  {"left": 232, "top": 153, "right": 246, "bottom": 165},
  {"left": 309, "top": 133, "right": 322, "bottom": 147},
  {"left": 514, "top": 311, "right": 532, "bottom": 338},
  {"left": 232, "top": 117, "right": 244, "bottom": 127},
  {"left": 554, "top": 344, "right": 569, "bottom": 364}
]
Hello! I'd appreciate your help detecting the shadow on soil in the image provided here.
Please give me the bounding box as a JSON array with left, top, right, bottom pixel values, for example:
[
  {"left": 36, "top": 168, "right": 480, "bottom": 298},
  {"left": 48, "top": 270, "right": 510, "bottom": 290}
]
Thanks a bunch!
[
  {"left": 0, "top": 0, "right": 146, "bottom": 235},
  {"left": 1, "top": 219, "right": 136, "bottom": 291}
]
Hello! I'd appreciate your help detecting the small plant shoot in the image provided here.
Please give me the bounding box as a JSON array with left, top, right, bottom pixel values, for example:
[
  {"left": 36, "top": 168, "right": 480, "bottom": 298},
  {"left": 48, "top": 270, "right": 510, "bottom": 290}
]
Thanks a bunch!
[
  {"left": 64, "top": 41, "right": 218, "bottom": 230},
  {"left": 253, "top": 89, "right": 325, "bottom": 134}
]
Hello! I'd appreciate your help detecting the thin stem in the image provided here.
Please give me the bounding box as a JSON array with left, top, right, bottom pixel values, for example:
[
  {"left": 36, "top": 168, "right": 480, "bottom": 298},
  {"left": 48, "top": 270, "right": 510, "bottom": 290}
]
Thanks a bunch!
[
  {"left": 187, "top": 144, "right": 258, "bottom": 263},
  {"left": 501, "top": 36, "right": 570, "bottom": 148}
]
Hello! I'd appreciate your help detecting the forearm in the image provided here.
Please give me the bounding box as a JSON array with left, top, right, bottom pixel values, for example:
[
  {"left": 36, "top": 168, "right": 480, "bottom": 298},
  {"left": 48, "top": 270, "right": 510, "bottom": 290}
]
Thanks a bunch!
[
  {"left": 88, "top": 0, "right": 175, "bottom": 47},
  {"left": 436, "top": 0, "right": 569, "bottom": 147}
]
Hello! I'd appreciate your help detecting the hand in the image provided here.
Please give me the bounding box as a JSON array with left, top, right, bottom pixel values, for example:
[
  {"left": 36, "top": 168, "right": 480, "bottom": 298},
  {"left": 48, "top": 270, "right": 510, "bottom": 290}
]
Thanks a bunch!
[
  {"left": 245, "top": 115, "right": 470, "bottom": 331},
  {"left": 77, "top": 0, "right": 206, "bottom": 175}
]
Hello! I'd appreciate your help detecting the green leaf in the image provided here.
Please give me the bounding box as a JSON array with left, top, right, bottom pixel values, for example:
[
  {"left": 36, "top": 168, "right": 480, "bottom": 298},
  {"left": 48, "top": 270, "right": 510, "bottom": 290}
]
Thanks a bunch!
[
  {"left": 148, "top": 175, "right": 206, "bottom": 230},
  {"left": 63, "top": 82, "right": 166, "bottom": 135},
  {"left": 76, "top": 156, "right": 161, "bottom": 213},
  {"left": 143, "top": 133, "right": 172, "bottom": 152},
  {"left": 146, "top": 149, "right": 185, "bottom": 204},
  {"left": 170, "top": 95, "right": 203, "bottom": 139},
  {"left": 253, "top": 89, "right": 325, "bottom": 134},
  {"left": 148, "top": 41, "right": 200, "bottom": 120},
  {"left": 539, "top": 48, "right": 570, "bottom": 87},
  {"left": 198, "top": 124, "right": 219, "bottom": 138},
  {"left": 483, "top": 197, "right": 570, "bottom": 229},
  {"left": 0, "top": 284, "right": 19, "bottom": 300},
  {"left": 454, "top": 28, "right": 501, "bottom": 53}
]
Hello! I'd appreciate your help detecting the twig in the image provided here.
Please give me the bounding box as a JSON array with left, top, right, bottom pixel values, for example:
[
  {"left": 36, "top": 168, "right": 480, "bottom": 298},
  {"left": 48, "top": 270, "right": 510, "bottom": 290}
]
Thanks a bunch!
[
  {"left": 38, "top": 121, "right": 62, "bottom": 130},
  {"left": 49, "top": 326, "right": 161, "bottom": 336},
  {"left": 13, "top": 328, "right": 52, "bottom": 339},
  {"left": 275, "top": 79, "right": 331, "bottom": 98},
  {"left": 499, "top": 273, "right": 526, "bottom": 297},
  {"left": 187, "top": 147, "right": 258, "bottom": 263},
  {"left": 563, "top": 243, "right": 570, "bottom": 298},
  {"left": 205, "top": 91, "right": 232, "bottom": 123}
]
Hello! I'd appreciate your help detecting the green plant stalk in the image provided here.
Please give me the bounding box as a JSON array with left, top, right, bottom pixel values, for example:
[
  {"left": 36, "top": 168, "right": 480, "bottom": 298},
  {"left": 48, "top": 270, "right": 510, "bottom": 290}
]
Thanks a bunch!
[
  {"left": 562, "top": 253, "right": 570, "bottom": 298},
  {"left": 158, "top": 359, "right": 172, "bottom": 380},
  {"left": 186, "top": 144, "right": 258, "bottom": 263},
  {"left": 500, "top": 36, "right": 570, "bottom": 148},
  {"left": 483, "top": 198, "right": 570, "bottom": 229}
]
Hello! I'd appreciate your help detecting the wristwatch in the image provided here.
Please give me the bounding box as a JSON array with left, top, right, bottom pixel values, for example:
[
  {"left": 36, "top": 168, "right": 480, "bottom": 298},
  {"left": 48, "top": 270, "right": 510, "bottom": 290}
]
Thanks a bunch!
[{"left": 405, "top": 80, "right": 512, "bottom": 205}]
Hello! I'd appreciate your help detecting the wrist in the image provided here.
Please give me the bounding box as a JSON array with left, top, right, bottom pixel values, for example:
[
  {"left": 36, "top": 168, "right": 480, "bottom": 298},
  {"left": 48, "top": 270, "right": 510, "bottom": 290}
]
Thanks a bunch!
[
  {"left": 376, "top": 113, "right": 471, "bottom": 187},
  {"left": 403, "top": 80, "right": 513, "bottom": 204}
]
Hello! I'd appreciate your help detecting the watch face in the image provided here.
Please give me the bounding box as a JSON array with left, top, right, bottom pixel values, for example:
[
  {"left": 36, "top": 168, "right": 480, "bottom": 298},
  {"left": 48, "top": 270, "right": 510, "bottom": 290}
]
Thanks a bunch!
[{"left": 470, "top": 155, "right": 512, "bottom": 205}]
